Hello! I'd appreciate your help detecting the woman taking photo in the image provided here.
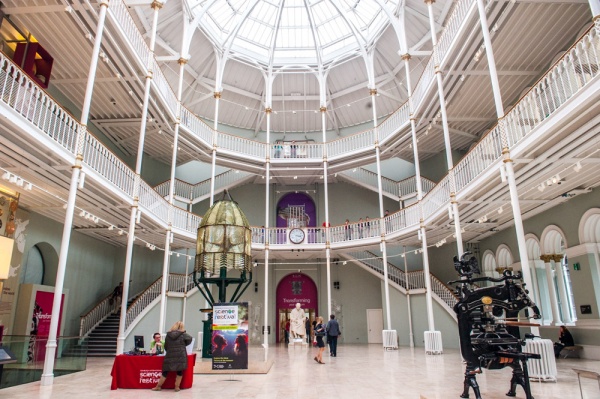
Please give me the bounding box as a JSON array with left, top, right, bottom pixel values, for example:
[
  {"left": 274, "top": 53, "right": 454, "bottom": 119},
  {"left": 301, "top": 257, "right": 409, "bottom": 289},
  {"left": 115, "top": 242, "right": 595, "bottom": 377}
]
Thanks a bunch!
[
  {"left": 152, "top": 321, "right": 192, "bottom": 392},
  {"left": 313, "top": 316, "right": 326, "bottom": 364}
]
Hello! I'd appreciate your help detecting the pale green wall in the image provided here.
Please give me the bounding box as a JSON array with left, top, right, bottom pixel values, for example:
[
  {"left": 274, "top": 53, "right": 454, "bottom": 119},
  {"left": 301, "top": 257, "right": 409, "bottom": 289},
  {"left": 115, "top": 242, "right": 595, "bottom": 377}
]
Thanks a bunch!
[
  {"left": 420, "top": 150, "right": 465, "bottom": 183},
  {"left": 386, "top": 285, "right": 460, "bottom": 349},
  {"left": 17, "top": 209, "right": 165, "bottom": 336}
]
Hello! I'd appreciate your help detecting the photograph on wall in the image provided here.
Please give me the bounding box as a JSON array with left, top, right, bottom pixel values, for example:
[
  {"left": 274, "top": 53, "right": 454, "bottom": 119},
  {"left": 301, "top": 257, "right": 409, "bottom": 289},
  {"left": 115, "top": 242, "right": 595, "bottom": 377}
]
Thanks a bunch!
[{"left": 212, "top": 302, "right": 248, "bottom": 370}]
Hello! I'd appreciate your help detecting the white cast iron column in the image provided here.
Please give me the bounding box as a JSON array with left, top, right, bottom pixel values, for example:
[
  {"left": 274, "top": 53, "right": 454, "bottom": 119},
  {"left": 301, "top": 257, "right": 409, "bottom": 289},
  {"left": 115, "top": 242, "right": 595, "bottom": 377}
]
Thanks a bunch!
[{"left": 40, "top": 0, "right": 110, "bottom": 386}]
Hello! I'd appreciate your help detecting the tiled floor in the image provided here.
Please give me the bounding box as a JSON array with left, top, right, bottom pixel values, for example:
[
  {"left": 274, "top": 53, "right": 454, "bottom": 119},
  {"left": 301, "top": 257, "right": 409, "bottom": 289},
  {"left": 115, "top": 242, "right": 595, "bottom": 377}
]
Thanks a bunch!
[{"left": 2, "top": 345, "right": 599, "bottom": 398}]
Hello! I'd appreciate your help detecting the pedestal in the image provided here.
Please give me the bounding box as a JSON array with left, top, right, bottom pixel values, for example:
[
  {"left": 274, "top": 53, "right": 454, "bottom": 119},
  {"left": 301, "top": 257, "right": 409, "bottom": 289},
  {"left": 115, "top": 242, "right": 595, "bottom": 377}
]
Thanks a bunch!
[
  {"left": 424, "top": 331, "right": 443, "bottom": 355},
  {"left": 288, "top": 338, "right": 308, "bottom": 349},
  {"left": 382, "top": 330, "right": 398, "bottom": 350}
]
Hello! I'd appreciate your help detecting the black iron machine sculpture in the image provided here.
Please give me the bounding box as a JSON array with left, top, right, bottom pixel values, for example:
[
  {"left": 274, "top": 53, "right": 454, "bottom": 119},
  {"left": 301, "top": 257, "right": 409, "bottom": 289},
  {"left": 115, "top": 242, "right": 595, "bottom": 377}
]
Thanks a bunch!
[
  {"left": 193, "top": 190, "right": 253, "bottom": 358},
  {"left": 449, "top": 253, "right": 542, "bottom": 399}
]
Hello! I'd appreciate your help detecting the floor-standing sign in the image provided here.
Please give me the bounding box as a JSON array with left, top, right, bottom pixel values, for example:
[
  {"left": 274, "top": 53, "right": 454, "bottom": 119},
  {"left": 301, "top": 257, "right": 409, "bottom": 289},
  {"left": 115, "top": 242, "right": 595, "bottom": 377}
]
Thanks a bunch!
[{"left": 212, "top": 302, "right": 248, "bottom": 370}]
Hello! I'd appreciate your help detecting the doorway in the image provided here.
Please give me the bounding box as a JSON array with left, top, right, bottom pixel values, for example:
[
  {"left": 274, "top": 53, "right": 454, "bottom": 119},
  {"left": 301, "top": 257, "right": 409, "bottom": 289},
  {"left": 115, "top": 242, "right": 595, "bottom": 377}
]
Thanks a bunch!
[
  {"left": 278, "top": 308, "right": 316, "bottom": 343},
  {"left": 275, "top": 273, "right": 318, "bottom": 343},
  {"left": 367, "top": 309, "right": 383, "bottom": 344}
]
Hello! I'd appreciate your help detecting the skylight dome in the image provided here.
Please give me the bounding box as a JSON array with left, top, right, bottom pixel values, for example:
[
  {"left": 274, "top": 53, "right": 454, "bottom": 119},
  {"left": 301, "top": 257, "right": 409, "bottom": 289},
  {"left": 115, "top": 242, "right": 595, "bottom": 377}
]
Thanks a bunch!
[{"left": 187, "top": 0, "right": 399, "bottom": 69}]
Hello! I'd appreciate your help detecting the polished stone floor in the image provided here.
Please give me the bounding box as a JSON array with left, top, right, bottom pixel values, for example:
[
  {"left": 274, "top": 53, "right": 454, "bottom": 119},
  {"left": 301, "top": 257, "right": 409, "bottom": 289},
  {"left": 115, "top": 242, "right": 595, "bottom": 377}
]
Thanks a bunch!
[{"left": 2, "top": 345, "right": 599, "bottom": 398}]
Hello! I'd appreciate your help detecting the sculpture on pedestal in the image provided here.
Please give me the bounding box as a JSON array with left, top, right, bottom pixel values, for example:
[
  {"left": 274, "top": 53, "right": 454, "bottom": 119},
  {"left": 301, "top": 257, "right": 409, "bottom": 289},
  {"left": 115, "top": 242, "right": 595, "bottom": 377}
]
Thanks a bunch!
[{"left": 289, "top": 303, "right": 306, "bottom": 340}]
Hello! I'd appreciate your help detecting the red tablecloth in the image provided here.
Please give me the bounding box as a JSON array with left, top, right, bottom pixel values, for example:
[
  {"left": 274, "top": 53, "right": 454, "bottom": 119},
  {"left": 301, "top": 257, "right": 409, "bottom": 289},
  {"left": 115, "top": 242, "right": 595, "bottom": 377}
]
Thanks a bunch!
[{"left": 110, "top": 353, "right": 196, "bottom": 390}]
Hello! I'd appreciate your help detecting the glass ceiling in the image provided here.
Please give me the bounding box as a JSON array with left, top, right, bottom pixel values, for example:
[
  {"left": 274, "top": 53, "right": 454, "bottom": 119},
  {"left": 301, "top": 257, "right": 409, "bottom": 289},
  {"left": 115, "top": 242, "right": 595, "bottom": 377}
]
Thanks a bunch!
[{"left": 186, "top": 0, "right": 399, "bottom": 68}]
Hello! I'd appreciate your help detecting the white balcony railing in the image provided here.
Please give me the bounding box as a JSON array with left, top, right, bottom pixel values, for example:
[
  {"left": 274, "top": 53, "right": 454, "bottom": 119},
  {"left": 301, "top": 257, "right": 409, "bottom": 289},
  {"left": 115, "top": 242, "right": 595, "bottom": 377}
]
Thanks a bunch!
[{"left": 0, "top": 6, "right": 598, "bottom": 253}]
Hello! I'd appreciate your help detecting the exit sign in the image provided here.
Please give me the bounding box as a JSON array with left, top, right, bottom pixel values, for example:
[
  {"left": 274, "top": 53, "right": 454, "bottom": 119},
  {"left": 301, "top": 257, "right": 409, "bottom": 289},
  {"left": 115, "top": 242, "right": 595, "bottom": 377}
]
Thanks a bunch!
[{"left": 573, "top": 262, "right": 581, "bottom": 271}]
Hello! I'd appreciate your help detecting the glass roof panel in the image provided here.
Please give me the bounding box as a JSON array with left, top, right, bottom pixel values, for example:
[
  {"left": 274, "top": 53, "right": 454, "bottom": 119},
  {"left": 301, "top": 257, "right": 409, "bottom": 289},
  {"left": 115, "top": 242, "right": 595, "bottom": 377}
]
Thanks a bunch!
[{"left": 189, "top": 0, "right": 398, "bottom": 67}]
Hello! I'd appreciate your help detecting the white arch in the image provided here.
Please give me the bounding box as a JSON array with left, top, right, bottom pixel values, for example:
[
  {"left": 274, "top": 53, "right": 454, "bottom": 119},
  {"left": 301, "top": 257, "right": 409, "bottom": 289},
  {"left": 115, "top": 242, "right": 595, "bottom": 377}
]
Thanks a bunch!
[
  {"left": 579, "top": 208, "right": 600, "bottom": 244},
  {"left": 540, "top": 225, "right": 568, "bottom": 254},
  {"left": 496, "top": 244, "right": 514, "bottom": 269},
  {"left": 482, "top": 250, "right": 497, "bottom": 273},
  {"left": 525, "top": 234, "right": 541, "bottom": 263}
]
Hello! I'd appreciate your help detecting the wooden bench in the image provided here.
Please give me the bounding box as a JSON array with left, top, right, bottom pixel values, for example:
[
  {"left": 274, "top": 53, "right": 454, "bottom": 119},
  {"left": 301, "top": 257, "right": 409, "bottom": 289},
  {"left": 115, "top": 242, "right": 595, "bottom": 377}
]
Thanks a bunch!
[{"left": 561, "top": 345, "right": 583, "bottom": 358}]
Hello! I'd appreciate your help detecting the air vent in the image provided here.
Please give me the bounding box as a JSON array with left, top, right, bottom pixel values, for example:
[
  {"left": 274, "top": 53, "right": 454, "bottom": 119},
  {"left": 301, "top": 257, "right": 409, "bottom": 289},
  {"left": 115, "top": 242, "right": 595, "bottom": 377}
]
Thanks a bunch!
[{"left": 290, "top": 92, "right": 302, "bottom": 96}]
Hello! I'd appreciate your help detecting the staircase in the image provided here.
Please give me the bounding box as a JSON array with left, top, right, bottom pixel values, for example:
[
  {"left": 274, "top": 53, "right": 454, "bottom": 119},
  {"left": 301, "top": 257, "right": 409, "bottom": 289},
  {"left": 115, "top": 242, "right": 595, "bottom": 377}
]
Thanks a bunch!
[{"left": 86, "top": 311, "right": 120, "bottom": 357}]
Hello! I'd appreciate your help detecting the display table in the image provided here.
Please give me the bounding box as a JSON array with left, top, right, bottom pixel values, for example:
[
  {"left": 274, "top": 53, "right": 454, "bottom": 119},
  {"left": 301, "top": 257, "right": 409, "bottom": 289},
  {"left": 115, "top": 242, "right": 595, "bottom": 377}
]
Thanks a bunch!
[{"left": 110, "top": 353, "right": 196, "bottom": 390}]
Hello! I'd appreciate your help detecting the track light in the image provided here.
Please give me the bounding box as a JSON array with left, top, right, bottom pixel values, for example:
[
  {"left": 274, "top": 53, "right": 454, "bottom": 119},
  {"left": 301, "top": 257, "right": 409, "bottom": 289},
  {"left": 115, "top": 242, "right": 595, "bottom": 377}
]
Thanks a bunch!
[
  {"left": 538, "top": 182, "right": 546, "bottom": 192},
  {"left": 2, "top": 171, "right": 10, "bottom": 180},
  {"left": 79, "top": 210, "right": 86, "bottom": 217},
  {"left": 25, "top": 182, "right": 33, "bottom": 191},
  {"left": 9, "top": 174, "right": 17, "bottom": 184},
  {"left": 498, "top": 206, "right": 503, "bottom": 214},
  {"left": 574, "top": 162, "right": 582, "bottom": 172},
  {"left": 118, "top": 230, "right": 124, "bottom": 236},
  {"left": 108, "top": 225, "right": 114, "bottom": 231},
  {"left": 16, "top": 178, "right": 24, "bottom": 188}
]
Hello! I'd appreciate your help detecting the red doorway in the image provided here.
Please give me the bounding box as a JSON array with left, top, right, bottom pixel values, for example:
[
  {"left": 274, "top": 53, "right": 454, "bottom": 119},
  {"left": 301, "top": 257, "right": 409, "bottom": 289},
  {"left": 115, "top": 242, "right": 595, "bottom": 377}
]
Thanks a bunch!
[{"left": 275, "top": 273, "right": 318, "bottom": 343}]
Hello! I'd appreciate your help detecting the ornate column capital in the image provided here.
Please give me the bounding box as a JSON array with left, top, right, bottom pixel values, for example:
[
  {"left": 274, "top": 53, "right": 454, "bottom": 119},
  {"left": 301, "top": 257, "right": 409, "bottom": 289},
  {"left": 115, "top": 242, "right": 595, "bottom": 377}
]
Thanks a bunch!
[
  {"left": 177, "top": 57, "right": 188, "bottom": 65},
  {"left": 265, "top": 107, "right": 272, "bottom": 114},
  {"left": 320, "top": 106, "right": 327, "bottom": 113},
  {"left": 401, "top": 53, "right": 411, "bottom": 61},
  {"left": 213, "top": 91, "right": 222, "bottom": 99},
  {"left": 551, "top": 254, "right": 564, "bottom": 263},
  {"left": 151, "top": 0, "right": 164, "bottom": 10},
  {"left": 540, "top": 254, "right": 554, "bottom": 263},
  {"left": 369, "top": 88, "right": 378, "bottom": 96}
]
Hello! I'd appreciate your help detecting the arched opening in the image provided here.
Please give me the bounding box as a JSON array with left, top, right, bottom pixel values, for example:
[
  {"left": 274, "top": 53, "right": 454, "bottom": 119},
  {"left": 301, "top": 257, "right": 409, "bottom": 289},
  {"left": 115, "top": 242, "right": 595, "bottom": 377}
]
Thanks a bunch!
[
  {"left": 496, "top": 245, "right": 514, "bottom": 272},
  {"left": 276, "top": 192, "right": 316, "bottom": 228},
  {"left": 526, "top": 235, "right": 551, "bottom": 324},
  {"left": 21, "top": 242, "right": 58, "bottom": 286},
  {"left": 482, "top": 250, "right": 498, "bottom": 284},
  {"left": 541, "top": 226, "right": 576, "bottom": 324},
  {"left": 275, "top": 273, "right": 318, "bottom": 344}
]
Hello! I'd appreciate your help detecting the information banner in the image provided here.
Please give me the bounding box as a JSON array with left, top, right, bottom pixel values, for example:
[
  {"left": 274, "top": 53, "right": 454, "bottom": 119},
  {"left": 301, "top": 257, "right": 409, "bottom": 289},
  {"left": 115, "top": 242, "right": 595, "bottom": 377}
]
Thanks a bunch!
[
  {"left": 212, "top": 302, "right": 248, "bottom": 370},
  {"left": 31, "top": 291, "right": 64, "bottom": 362}
]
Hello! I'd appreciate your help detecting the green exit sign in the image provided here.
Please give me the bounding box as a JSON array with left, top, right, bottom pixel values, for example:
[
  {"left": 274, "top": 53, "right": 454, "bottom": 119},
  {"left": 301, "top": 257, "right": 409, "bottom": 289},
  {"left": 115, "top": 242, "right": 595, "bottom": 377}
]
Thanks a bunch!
[{"left": 573, "top": 262, "right": 581, "bottom": 271}]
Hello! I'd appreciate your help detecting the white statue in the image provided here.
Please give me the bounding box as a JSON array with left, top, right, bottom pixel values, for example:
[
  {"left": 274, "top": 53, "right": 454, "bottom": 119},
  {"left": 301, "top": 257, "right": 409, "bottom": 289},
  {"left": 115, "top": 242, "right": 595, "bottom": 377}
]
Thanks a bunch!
[{"left": 289, "top": 303, "right": 306, "bottom": 339}]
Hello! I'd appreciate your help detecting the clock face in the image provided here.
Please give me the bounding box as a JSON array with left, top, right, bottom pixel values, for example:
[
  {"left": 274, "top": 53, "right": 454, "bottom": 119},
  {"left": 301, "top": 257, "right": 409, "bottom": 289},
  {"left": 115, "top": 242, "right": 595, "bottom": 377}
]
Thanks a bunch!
[{"left": 289, "top": 228, "right": 305, "bottom": 244}]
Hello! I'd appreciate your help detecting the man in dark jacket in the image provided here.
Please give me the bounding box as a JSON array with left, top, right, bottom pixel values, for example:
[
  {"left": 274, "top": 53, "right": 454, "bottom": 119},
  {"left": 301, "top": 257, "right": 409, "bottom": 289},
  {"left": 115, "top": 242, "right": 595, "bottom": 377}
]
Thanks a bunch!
[{"left": 325, "top": 314, "right": 340, "bottom": 357}]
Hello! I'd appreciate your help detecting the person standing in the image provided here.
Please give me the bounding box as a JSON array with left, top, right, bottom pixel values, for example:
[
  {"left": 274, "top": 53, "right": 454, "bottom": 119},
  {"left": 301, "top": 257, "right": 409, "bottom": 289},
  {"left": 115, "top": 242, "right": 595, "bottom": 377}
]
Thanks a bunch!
[
  {"left": 313, "top": 316, "right": 326, "bottom": 364},
  {"left": 305, "top": 317, "right": 311, "bottom": 343},
  {"left": 152, "top": 321, "right": 192, "bottom": 392},
  {"left": 326, "top": 314, "right": 341, "bottom": 357},
  {"left": 111, "top": 282, "right": 123, "bottom": 315}
]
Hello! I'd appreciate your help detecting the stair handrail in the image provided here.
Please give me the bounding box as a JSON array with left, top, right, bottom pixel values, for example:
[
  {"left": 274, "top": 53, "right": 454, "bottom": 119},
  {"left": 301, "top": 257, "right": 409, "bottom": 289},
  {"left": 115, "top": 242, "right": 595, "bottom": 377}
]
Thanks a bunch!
[
  {"left": 79, "top": 291, "right": 113, "bottom": 338},
  {"left": 125, "top": 272, "right": 196, "bottom": 330}
]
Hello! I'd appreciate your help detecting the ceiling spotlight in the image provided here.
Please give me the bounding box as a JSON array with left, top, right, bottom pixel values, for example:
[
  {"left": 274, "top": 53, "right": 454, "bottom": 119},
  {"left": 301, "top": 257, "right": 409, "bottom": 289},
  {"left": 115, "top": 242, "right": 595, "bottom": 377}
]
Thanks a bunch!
[
  {"left": 245, "top": 106, "right": 249, "bottom": 110},
  {"left": 343, "top": 261, "right": 347, "bottom": 265},
  {"left": 25, "top": 182, "right": 33, "bottom": 191},
  {"left": 460, "top": 75, "right": 465, "bottom": 82},
  {"left": 118, "top": 230, "right": 124, "bottom": 236},
  {"left": 1, "top": 171, "right": 10, "bottom": 180},
  {"left": 347, "top": 104, "right": 351, "bottom": 107},
  {"left": 63, "top": 204, "right": 68, "bottom": 210},
  {"left": 574, "top": 161, "right": 582, "bottom": 172},
  {"left": 9, "top": 174, "right": 17, "bottom": 184},
  {"left": 546, "top": 179, "right": 553, "bottom": 186},
  {"left": 551, "top": 175, "right": 558, "bottom": 184},
  {"left": 538, "top": 182, "right": 546, "bottom": 192},
  {"left": 497, "top": 206, "right": 503, "bottom": 214},
  {"left": 108, "top": 225, "right": 114, "bottom": 231},
  {"left": 79, "top": 210, "right": 86, "bottom": 217},
  {"left": 293, "top": 176, "right": 297, "bottom": 179},
  {"left": 292, "top": 110, "right": 297, "bottom": 114}
]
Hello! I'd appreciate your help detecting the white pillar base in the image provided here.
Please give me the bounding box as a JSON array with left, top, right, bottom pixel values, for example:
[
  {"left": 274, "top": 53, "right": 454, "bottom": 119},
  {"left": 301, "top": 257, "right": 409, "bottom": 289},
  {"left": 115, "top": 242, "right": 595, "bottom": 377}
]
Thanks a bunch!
[
  {"left": 116, "top": 336, "right": 126, "bottom": 354},
  {"left": 40, "top": 373, "right": 54, "bottom": 386},
  {"left": 383, "top": 329, "right": 398, "bottom": 350},
  {"left": 288, "top": 338, "right": 308, "bottom": 349},
  {"left": 424, "top": 331, "right": 443, "bottom": 355}
]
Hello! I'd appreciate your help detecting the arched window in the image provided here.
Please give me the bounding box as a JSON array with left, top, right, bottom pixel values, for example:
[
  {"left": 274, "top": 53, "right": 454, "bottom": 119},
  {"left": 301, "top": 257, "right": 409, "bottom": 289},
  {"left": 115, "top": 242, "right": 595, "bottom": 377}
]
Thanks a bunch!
[
  {"left": 496, "top": 245, "right": 513, "bottom": 272},
  {"left": 21, "top": 245, "right": 45, "bottom": 285},
  {"left": 526, "top": 235, "right": 551, "bottom": 325},
  {"left": 541, "top": 226, "right": 577, "bottom": 324},
  {"left": 482, "top": 250, "right": 498, "bottom": 284}
]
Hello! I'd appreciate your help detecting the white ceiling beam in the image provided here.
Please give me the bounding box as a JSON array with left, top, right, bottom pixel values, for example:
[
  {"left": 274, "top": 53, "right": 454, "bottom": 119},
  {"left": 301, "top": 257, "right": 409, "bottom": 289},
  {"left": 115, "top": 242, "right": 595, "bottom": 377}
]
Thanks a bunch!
[
  {"left": 2, "top": 5, "right": 66, "bottom": 14},
  {"left": 448, "top": 70, "right": 540, "bottom": 76},
  {"left": 125, "top": 0, "right": 154, "bottom": 6}
]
